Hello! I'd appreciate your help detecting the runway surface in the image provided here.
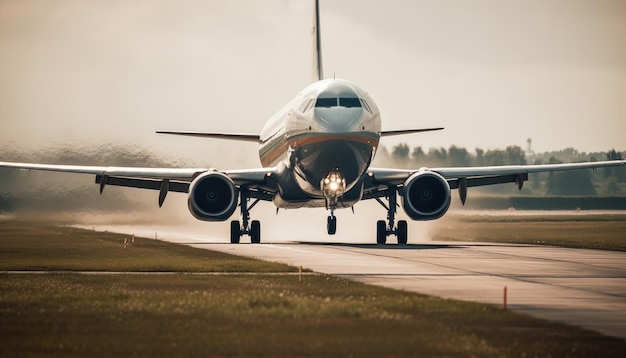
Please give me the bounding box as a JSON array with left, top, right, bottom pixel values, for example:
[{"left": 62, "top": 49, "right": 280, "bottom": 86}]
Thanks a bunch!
[
  {"left": 93, "top": 225, "right": 626, "bottom": 340},
  {"left": 189, "top": 241, "right": 626, "bottom": 340}
]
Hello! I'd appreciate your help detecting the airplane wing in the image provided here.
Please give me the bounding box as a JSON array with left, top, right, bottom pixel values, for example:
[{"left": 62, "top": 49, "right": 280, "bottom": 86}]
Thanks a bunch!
[
  {"left": 0, "top": 161, "right": 277, "bottom": 206},
  {"left": 364, "top": 160, "right": 626, "bottom": 203},
  {"left": 0, "top": 162, "right": 206, "bottom": 180}
]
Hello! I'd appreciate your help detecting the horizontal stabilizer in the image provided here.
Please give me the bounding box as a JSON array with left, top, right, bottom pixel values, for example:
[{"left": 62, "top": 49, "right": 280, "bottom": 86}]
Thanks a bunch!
[
  {"left": 156, "top": 130, "right": 260, "bottom": 143},
  {"left": 380, "top": 127, "right": 444, "bottom": 137}
]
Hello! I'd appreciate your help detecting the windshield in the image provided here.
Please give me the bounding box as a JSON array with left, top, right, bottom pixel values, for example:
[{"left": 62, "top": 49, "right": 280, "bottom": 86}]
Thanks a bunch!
[
  {"left": 315, "top": 98, "right": 338, "bottom": 108},
  {"left": 315, "top": 97, "right": 362, "bottom": 108}
]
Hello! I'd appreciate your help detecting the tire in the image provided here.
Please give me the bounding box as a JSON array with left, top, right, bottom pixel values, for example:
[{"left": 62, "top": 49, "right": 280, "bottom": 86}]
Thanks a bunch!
[
  {"left": 376, "top": 220, "right": 387, "bottom": 244},
  {"left": 397, "top": 220, "right": 408, "bottom": 245},
  {"left": 250, "top": 220, "right": 261, "bottom": 244},
  {"left": 327, "top": 216, "right": 337, "bottom": 235},
  {"left": 230, "top": 221, "right": 241, "bottom": 244}
]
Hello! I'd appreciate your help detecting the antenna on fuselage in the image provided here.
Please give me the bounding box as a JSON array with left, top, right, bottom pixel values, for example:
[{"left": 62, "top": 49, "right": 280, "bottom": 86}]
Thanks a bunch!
[{"left": 312, "top": 0, "right": 324, "bottom": 82}]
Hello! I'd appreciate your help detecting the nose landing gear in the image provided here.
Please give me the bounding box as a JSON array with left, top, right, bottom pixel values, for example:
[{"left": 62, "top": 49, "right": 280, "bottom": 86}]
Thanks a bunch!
[
  {"left": 322, "top": 171, "right": 345, "bottom": 236},
  {"left": 327, "top": 214, "right": 337, "bottom": 235}
]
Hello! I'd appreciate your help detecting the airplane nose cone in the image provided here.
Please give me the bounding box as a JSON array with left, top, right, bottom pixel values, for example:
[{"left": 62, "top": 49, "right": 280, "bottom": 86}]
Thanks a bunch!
[{"left": 315, "top": 107, "right": 363, "bottom": 132}]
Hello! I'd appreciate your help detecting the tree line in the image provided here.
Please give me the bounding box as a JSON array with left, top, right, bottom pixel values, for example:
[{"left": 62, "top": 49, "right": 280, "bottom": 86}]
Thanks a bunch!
[{"left": 376, "top": 144, "right": 626, "bottom": 196}]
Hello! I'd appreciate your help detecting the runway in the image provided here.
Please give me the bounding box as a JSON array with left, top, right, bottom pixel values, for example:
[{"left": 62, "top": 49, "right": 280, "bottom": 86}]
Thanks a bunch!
[
  {"left": 92, "top": 223, "right": 626, "bottom": 340},
  {"left": 176, "top": 239, "right": 626, "bottom": 340}
]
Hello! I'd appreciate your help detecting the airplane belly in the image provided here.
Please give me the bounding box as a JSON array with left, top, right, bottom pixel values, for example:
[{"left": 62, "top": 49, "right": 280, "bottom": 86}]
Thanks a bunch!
[
  {"left": 290, "top": 135, "right": 376, "bottom": 196},
  {"left": 271, "top": 160, "right": 364, "bottom": 209}
]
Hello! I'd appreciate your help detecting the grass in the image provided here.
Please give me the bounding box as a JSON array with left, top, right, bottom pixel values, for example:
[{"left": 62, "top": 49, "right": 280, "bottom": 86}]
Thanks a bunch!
[
  {"left": 431, "top": 213, "right": 626, "bottom": 251},
  {"left": 0, "top": 222, "right": 294, "bottom": 272},
  {"left": 1, "top": 220, "right": 625, "bottom": 357}
]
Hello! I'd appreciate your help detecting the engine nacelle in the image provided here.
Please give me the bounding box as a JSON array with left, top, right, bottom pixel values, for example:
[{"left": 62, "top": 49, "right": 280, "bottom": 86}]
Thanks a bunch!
[
  {"left": 188, "top": 171, "right": 238, "bottom": 221},
  {"left": 401, "top": 171, "right": 451, "bottom": 220}
]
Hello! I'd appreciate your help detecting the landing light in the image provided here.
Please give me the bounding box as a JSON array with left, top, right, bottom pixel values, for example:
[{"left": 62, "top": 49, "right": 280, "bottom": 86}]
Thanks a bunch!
[
  {"left": 321, "top": 172, "right": 346, "bottom": 195},
  {"left": 329, "top": 181, "right": 339, "bottom": 191},
  {"left": 321, "top": 171, "right": 347, "bottom": 210}
]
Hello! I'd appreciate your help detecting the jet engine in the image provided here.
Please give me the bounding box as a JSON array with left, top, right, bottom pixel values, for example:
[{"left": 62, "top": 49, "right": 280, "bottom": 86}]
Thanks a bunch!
[
  {"left": 401, "top": 171, "right": 451, "bottom": 220},
  {"left": 188, "top": 171, "right": 238, "bottom": 221}
]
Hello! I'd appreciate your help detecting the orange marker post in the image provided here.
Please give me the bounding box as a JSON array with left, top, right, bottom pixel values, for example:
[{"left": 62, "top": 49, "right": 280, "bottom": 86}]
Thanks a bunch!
[{"left": 503, "top": 286, "right": 508, "bottom": 310}]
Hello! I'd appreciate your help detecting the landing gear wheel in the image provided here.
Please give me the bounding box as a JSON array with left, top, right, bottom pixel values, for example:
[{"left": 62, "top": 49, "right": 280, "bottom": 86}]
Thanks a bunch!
[
  {"left": 376, "top": 220, "right": 387, "bottom": 244},
  {"left": 250, "top": 220, "right": 261, "bottom": 244},
  {"left": 397, "top": 220, "right": 408, "bottom": 245},
  {"left": 230, "top": 221, "right": 241, "bottom": 244},
  {"left": 327, "top": 216, "right": 337, "bottom": 235}
]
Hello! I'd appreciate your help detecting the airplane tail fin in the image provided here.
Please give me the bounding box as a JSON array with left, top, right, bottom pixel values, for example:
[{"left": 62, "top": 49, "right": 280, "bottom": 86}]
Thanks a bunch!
[{"left": 312, "top": 0, "right": 323, "bottom": 82}]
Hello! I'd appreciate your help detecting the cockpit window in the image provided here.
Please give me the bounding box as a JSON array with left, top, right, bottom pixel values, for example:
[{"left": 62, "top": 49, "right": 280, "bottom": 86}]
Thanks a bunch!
[
  {"left": 301, "top": 98, "right": 315, "bottom": 112},
  {"left": 339, "top": 97, "right": 361, "bottom": 108},
  {"left": 316, "top": 97, "right": 363, "bottom": 108},
  {"left": 359, "top": 98, "right": 372, "bottom": 113},
  {"left": 315, "top": 98, "right": 338, "bottom": 108}
]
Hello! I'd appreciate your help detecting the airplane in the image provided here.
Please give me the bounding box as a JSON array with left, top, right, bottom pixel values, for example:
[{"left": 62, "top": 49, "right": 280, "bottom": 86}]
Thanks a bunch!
[{"left": 1, "top": 0, "right": 625, "bottom": 245}]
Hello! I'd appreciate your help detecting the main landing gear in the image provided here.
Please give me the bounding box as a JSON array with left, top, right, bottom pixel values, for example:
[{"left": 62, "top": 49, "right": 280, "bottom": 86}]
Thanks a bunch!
[
  {"left": 230, "top": 187, "right": 261, "bottom": 244},
  {"left": 374, "top": 186, "right": 408, "bottom": 245}
]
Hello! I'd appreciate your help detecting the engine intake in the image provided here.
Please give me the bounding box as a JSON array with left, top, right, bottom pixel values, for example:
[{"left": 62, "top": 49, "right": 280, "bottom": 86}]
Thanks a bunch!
[
  {"left": 188, "top": 172, "right": 238, "bottom": 221},
  {"left": 401, "top": 171, "right": 451, "bottom": 220}
]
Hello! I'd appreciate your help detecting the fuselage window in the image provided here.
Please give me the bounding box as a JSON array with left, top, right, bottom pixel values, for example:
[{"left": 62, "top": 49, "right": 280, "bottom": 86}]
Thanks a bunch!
[
  {"left": 339, "top": 97, "right": 361, "bottom": 108},
  {"left": 315, "top": 98, "right": 338, "bottom": 108}
]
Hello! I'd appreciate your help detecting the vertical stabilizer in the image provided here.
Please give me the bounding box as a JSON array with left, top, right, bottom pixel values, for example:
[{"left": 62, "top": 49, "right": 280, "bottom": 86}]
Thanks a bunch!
[{"left": 311, "top": 0, "right": 324, "bottom": 82}]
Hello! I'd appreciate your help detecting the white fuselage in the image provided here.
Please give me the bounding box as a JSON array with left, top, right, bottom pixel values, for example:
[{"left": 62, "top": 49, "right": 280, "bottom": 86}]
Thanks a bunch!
[{"left": 258, "top": 79, "right": 382, "bottom": 208}]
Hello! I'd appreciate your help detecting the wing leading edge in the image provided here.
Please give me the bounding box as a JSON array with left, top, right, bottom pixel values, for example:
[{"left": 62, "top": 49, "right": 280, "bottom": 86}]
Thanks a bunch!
[
  {"left": 0, "top": 161, "right": 206, "bottom": 180},
  {"left": 0, "top": 161, "right": 277, "bottom": 207},
  {"left": 368, "top": 160, "right": 626, "bottom": 184},
  {"left": 365, "top": 160, "right": 626, "bottom": 203}
]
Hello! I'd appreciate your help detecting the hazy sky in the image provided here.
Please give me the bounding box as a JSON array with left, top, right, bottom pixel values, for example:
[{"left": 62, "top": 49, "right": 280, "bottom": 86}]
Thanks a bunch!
[{"left": 1, "top": 0, "right": 624, "bottom": 170}]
